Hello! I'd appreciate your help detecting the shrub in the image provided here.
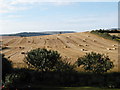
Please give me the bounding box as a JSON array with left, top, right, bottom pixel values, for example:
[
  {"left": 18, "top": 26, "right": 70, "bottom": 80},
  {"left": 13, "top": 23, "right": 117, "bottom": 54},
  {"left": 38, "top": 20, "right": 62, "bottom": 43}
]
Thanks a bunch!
[
  {"left": 2, "top": 54, "right": 12, "bottom": 80},
  {"left": 24, "top": 48, "right": 62, "bottom": 72},
  {"left": 54, "top": 58, "right": 75, "bottom": 72},
  {"left": 12, "top": 68, "right": 31, "bottom": 82},
  {"left": 104, "top": 72, "right": 120, "bottom": 88},
  {"left": 75, "top": 52, "right": 114, "bottom": 73},
  {"left": 4, "top": 72, "right": 27, "bottom": 88}
]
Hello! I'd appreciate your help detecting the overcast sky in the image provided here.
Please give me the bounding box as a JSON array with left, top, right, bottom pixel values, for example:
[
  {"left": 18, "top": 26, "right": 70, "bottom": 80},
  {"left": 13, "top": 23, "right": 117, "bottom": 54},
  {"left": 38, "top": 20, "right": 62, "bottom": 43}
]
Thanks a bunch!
[{"left": 0, "top": 0, "right": 118, "bottom": 34}]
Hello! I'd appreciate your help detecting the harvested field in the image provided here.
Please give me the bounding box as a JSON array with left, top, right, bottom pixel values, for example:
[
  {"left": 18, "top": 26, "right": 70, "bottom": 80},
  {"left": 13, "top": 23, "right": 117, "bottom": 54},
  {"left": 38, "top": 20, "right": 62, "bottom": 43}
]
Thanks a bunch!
[
  {"left": 1, "top": 32, "right": 119, "bottom": 71},
  {"left": 109, "top": 33, "right": 119, "bottom": 37},
  {"left": 0, "top": 36, "right": 19, "bottom": 40}
]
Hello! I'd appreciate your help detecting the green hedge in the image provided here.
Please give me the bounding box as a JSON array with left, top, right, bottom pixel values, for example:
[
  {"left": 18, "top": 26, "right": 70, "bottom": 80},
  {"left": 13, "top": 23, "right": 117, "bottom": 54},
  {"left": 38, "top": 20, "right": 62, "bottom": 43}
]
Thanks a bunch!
[
  {"left": 3, "top": 69, "right": 120, "bottom": 89},
  {"left": 91, "top": 30, "right": 120, "bottom": 42}
]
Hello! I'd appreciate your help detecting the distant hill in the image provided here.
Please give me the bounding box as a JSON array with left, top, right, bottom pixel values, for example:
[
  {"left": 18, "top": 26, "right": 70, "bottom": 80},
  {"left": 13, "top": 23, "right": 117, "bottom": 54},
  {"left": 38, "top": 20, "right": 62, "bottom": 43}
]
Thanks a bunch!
[{"left": 1, "top": 31, "right": 75, "bottom": 37}]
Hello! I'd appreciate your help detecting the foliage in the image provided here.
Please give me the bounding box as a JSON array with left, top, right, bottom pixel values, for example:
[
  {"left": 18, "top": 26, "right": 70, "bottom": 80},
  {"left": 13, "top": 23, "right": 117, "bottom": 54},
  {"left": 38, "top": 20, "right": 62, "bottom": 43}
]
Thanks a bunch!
[
  {"left": 24, "top": 48, "right": 62, "bottom": 72},
  {"left": 24, "top": 48, "right": 75, "bottom": 73},
  {"left": 2, "top": 68, "right": 120, "bottom": 89},
  {"left": 2, "top": 54, "right": 12, "bottom": 79},
  {"left": 54, "top": 58, "right": 75, "bottom": 72},
  {"left": 91, "top": 29, "right": 120, "bottom": 42},
  {"left": 104, "top": 72, "right": 120, "bottom": 88},
  {"left": 4, "top": 72, "right": 27, "bottom": 88},
  {"left": 91, "top": 29, "right": 120, "bottom": 33},
  {"left": 75, "top": 52, "right": 114, "bottom": 73}
]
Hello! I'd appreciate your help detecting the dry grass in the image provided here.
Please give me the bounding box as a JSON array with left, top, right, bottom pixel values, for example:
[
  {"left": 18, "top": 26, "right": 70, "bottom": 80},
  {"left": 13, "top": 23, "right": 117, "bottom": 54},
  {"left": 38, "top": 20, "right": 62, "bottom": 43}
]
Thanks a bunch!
[
  {"left": 109, "top": 33, "right": 119, "bottom": 37},
  {"left": 1, "top": 32, "right": 119, "bottom": 71}
]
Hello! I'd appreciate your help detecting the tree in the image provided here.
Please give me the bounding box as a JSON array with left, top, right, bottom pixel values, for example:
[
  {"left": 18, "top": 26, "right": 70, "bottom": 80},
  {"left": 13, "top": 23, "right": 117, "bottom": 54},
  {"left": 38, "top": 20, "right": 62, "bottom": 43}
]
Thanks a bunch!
[
  {"left": 75, "top": 52, "right": 114, "bottom": 73},
  {"left": 2, "top": 54, "right": 12, "bottom": 78},
  {"left": 54, "top": 58, "right": 75, "bottom": 72},
  {"left": 4, "top": 73, "right": 26, "bottom": 88},
  {"left": 24, "top": 48, "right": 61, "bottom": 72}
]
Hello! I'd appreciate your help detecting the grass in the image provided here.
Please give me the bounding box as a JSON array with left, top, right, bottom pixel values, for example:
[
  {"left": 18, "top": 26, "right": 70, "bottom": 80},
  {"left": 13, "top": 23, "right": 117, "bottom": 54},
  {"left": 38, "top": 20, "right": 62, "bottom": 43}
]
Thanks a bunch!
[
  {"left": 22, "top": 84, "right": 120, "bottom": 90},
  {"left": 32, "top": 87, "right": 120, "bottom": 90}
]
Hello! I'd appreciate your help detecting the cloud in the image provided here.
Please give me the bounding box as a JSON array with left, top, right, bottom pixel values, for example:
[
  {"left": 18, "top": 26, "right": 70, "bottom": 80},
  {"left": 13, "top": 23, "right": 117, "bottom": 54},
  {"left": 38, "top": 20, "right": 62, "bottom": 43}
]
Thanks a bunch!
[
  {"left": 0, "top": 12, "right": 117, "bottom": 34},
  {"left": 0, "top": 0, "right": 74, "bottom": 14},
  {"left": 10, "top": 0, "right": 72, "bottom": 5},
  {"left": 52, "top": 2, "right": 74, "bottom": 6},
  {"left": 10, "top": 0, "right": 119, "bottom": 4},
  {"left": 0, "top": 0, "right": 72, "bottom": 13},
  {"left": 0, "top": 0, "right": 30, "bottom": 13},
  {"left": 0, "top": 0, "right": 118, "bottom": 13},
  {"left": 6, "top": 15, "right": 23, "bottom": 18},
  {"left": 0, "top": 0, "right": 118, "bottom": 34},
  {"left": 10, "top": 0, "right": 74, "bottom": 6}
]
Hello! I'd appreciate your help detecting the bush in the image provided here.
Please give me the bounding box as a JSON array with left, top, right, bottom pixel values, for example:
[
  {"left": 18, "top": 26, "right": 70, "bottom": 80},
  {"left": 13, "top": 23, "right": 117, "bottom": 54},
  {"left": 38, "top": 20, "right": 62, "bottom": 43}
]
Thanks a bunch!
[
  {"left": 54, "top": 58, "right": 75, "bottom": 72},
  {"left": 104, "top": 72, "right": 120, "bottom": 88},
  {"left": 12, "top": 68, "right": 32, "bottom": 82},
  {"left": 4, "top": 72, "right": 27, "bottom": 88},
  {"left": 75, "top": 52, "right": 114, "bottom": 73},
  {"left": 2, "top": 54, "right": 12, "bottom": 80},
  {"left": 24, "top": 48, "right": 75, "bottom": 73},
  {"left": 24, "top": 48, "right": 62, "bottom": 72}
]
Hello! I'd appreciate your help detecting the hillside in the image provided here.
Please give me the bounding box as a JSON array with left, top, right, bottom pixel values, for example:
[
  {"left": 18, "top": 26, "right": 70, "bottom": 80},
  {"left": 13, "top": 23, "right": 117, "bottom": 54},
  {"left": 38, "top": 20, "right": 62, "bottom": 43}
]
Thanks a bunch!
[
  {"left": 0, "top": 31, "right": 75, "bottom": 37},
  {"left": 1, "top": 32, "right": 119, "bottom": 71}
]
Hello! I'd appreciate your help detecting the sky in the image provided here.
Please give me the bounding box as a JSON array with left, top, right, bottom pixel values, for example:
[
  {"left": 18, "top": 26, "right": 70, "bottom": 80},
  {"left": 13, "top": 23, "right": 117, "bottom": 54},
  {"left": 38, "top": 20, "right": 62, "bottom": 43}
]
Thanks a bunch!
[{"left": 0, "top": 0, "right": 119, "bottom": 34}]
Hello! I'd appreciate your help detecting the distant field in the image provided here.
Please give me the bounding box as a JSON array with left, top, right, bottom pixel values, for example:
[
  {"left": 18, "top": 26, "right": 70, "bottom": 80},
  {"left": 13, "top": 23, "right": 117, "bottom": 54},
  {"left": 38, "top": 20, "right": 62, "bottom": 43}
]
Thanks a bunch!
[
  {"left": 109, "top": 33, "right": 119, "bottom": 37},
  {"left": 0, "top": 36, "right": 19, "bottom": 40}
]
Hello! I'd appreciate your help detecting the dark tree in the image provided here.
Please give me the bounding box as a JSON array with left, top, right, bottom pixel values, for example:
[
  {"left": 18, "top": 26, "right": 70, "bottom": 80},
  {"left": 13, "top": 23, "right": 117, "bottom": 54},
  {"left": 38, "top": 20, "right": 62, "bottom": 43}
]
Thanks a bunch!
[
  {"left": 54, "top": 58, "right": 75, "bottom": 72},
  {"left": 75, "top": 52, "right": 114, "bottom": 73},
  {"left": 24, "top": 48, "right": 61, "bottom": 72},
  {"left": 2, "top": 54, "right": 12, "bottom": 80}
]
